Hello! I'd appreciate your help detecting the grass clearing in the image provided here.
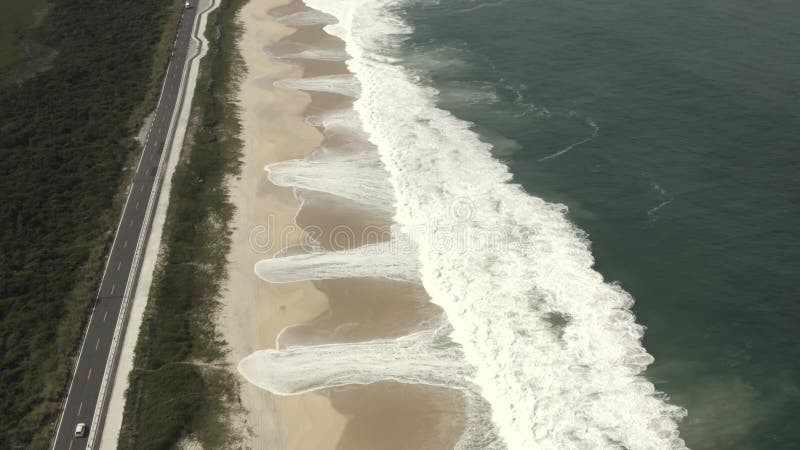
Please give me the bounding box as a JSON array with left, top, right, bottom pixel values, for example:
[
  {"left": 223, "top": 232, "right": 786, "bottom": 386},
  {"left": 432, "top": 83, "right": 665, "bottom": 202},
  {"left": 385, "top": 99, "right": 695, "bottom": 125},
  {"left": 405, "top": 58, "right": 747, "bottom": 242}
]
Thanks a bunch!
[{"left": 0, "top": 0, "right": 54, "bottom": 84}]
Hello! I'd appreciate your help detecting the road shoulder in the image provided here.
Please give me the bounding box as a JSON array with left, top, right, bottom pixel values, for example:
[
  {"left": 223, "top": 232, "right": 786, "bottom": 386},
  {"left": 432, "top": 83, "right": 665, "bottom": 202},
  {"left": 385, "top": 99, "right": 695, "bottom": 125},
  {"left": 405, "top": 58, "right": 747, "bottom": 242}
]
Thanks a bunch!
[{"left": 98, "top": 1, "right": 222, "bottom": 448}]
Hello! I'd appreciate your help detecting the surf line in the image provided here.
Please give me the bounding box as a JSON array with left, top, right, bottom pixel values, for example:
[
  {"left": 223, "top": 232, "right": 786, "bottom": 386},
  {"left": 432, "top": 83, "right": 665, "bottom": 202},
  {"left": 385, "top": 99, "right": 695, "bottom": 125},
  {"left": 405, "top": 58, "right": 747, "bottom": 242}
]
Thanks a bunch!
[{"left": 538, "top": 119, "right": 599, "bottom": 161}]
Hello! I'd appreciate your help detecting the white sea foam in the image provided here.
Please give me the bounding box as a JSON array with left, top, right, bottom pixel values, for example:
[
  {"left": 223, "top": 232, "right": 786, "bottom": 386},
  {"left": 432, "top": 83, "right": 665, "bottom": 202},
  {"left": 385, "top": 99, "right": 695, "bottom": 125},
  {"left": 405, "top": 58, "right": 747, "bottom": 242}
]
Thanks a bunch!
[
  {"left": 290, "top": 0, "right": 690, "bottom": 448},
  {"left": 243, "top": 319, "right": 505, "bottom": 449},
  {"left": 242, "top": 322, "right": 505, "bottom": 449},
  {"left": 240, "top": 327, "right": 468, "bottom": 394},
  {"left": 265, "top": 147, "right": 395, "bottom": 213},
  {"left": 255, "top": 239, "right": 419, "bottom": 283},
  {"left": 275, "top": 10, "right": 338, "bottom": 27},
  {"left": 281, "top": 48, "right": 349, "bottom": 61},
  {"left": 268, "top": 43, "right": 349, "bottom": 61},
  {"left": 274, "top": 74, "right": 360, "bottom": 96},
  {"left": 246, "top": 322, "right": 507, "bottom": 449},
  {"left": 306, "top": 108, "right": 370, "bottom": 142}
]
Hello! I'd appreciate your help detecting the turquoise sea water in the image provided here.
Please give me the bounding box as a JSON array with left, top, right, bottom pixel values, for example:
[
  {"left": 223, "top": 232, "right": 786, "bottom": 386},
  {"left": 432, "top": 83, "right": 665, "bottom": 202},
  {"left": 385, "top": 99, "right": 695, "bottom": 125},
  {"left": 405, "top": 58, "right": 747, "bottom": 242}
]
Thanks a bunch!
[{"left": 398, "top": 0, "right": 799, "bottom": 448}]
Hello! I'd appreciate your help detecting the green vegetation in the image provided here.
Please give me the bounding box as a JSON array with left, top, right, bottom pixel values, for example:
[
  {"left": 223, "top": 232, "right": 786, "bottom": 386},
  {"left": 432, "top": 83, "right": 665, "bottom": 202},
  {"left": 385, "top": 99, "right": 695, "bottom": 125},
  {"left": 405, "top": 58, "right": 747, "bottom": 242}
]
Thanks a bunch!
[
  {"left": 118, "top": 0, "right": 246, "bottom": 448},
  {"left": 0, "top": 0, "right": 184, "bottom": 448},
  {"left": 0, "top": 0, "right": 55, "bottom": 85}
]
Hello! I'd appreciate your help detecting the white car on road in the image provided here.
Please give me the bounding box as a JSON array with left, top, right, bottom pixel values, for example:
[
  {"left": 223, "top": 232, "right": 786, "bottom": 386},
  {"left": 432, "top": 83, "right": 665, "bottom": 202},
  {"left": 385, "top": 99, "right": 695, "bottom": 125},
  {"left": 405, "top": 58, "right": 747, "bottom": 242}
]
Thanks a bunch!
[{"left": 74, "top": 422, "right": 87, "bottom": 438}]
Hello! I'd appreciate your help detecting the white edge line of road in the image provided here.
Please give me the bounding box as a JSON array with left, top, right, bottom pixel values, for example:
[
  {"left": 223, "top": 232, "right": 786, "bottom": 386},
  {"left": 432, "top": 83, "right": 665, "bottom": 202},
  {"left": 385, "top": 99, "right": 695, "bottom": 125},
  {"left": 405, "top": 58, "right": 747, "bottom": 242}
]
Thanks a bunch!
[
  {"left": 47, "top": 2, "right": 187, "bottom": 447},
  {"left": 93, "top": 1, "right": 221, "bottom": 448}
]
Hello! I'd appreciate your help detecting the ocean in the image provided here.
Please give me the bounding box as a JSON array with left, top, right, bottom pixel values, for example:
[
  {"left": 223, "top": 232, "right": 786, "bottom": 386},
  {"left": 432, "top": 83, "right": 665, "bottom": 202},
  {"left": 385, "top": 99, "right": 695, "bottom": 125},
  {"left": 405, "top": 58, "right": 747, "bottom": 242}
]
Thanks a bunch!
[
  {"left": 397, "top": 0, "right": 800, "bottom": 448},
  {"left": 240, "top": 0, "right": 800, "bottom": 448}
]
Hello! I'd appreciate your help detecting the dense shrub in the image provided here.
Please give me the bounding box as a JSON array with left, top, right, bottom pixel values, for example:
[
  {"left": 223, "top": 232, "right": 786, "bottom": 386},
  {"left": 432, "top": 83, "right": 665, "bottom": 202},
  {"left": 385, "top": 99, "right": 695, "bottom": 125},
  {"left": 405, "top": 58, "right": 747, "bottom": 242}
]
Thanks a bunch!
[{"left": 0, "top": 0, "right": 180, "bottom": 447}]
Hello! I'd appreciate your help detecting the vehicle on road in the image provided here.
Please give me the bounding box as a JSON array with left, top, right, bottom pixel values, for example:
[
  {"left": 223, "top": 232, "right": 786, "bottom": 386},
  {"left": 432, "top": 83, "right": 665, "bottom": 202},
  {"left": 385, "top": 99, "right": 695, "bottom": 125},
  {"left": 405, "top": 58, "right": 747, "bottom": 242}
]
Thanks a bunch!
[{"left": 74, "top": 423, "right": 87, "bottom": 438}]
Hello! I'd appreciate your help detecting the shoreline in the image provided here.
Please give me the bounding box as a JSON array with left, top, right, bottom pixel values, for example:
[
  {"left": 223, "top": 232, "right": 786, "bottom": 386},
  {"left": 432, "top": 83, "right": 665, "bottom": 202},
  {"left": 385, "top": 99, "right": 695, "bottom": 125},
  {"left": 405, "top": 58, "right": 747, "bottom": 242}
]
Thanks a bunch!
[
  {"left": 221, "top": 0, "right": 347, "bottom": 447},
  {"left": 224, "top": 0, "right": 468, "bottom": 448}
]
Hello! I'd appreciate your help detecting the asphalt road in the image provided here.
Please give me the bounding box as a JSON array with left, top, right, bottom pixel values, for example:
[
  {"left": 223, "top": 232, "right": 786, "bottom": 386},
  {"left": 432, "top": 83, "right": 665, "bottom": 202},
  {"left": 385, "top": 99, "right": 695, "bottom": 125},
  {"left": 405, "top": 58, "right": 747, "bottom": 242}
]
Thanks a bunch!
[{"left": 51, "top": 2, "right": 200, "bottom": 449}]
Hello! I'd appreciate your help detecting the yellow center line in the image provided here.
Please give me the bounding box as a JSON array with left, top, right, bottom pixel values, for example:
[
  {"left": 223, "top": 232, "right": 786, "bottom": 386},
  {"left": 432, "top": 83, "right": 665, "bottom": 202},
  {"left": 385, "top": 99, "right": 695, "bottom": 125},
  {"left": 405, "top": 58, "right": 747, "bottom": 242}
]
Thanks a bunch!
[
  {"left": 103, "top": 310, "right": 108, "bottom": 322},
  {"left": 77, "top": 401, "right": 83, "bottom": 415},
  {"left": 87, "top": 367, "right": 92, "bottom": 381},
  {"left": 96, "top": 337, "right": 101, "bottom": 351}
]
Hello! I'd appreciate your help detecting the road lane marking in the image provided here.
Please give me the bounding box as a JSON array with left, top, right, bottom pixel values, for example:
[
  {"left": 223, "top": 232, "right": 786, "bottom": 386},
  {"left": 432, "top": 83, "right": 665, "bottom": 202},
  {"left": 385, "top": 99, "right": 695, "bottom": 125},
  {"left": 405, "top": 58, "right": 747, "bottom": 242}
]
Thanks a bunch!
[
  {"left": 135, "top": 201, "right": 140, "bottom": 209},
  {"left": 117, "top": 261, "right": 122, "bottom": 272},
  {"left": 78, "top": 401, "right": 83, "bottom": 415},
  {"left": 103, "top": 311, "right": 108, "bottom": 322},
  {"left": 130, "top": 219, "right": 134, "bottom": 228},
  {"left": 68, "top": 440, "right": 74, "bottom": 450},
  {"left": 110, "top": 284, "right": 116, "bottom": 296},
  {"left": 123, "top": 240, "right": 128, "bottom": 249},
  {"left": 96, "top": 337, "right": 101, "bottom": 351},
  {"left": 87, "top": 368, "right": 92, "bottom": 381}
]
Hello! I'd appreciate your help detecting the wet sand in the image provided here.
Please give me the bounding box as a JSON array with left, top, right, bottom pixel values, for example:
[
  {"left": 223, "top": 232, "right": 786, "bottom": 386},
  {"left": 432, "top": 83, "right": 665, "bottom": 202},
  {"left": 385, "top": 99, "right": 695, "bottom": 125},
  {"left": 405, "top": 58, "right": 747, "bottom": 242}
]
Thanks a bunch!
[
  {"left": 222, "top": 0, "right": 465, "bottom": 448},
  {"left": 222, "top": 0, "right": 346, "bottom": 447}
]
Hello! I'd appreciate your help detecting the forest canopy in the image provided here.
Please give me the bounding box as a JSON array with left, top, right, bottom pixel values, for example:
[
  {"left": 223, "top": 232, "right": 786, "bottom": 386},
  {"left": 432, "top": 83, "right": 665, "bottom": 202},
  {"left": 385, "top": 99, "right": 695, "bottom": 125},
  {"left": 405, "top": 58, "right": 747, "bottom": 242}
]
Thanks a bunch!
[{"left": 0, "top": 0, "right": 181, "bottom": 447}]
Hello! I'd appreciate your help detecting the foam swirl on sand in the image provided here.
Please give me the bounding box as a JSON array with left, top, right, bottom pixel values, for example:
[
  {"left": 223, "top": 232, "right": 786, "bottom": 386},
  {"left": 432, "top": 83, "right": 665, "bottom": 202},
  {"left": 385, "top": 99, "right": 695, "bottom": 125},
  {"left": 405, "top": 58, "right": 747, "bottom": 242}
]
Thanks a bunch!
[
  {"left": 255, "top": 239, "right": 419, "bottom": 283},
  {"left": 274, "top": 74, "right": 360, "bottom": 96},
  {"left": 239, "top": 327, "right": 469, "bottom": 394},
  {"left": 266, "top": 147, "right": 394, "bottom": 213}
]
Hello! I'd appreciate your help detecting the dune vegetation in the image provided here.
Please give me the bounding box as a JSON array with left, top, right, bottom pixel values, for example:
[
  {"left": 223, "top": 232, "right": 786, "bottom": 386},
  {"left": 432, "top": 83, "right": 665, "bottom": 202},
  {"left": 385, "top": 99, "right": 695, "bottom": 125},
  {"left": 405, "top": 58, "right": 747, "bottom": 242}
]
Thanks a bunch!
[{"left": 117, "top": 0, "right": 246, "bottom": 448}]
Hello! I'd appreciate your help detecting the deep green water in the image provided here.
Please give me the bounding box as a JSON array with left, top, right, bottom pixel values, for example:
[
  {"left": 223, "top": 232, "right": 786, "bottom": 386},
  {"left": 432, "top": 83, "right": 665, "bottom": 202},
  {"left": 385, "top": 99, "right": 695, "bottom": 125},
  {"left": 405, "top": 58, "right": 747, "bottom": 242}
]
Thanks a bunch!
[{"left": 399, "top": 0, "right": 800, "bottom": 448}]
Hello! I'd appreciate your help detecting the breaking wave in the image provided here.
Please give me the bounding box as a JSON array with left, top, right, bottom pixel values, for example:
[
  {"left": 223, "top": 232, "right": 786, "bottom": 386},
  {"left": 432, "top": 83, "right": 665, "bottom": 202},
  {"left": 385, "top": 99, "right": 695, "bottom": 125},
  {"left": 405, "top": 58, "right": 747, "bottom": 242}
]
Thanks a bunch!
[
  {"left": 304, "top": 0, "right": 687, "bottom": 447},
  {"left": 244, "top": 0, "right": 689, "bottom": 448}
]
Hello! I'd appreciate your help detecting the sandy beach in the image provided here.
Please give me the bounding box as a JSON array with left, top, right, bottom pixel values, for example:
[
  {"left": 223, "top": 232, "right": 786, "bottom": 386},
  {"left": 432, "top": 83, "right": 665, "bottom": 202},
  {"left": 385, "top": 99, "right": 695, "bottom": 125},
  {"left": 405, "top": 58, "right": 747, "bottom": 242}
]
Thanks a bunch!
[
  {"left": 221, "top": 0, "right": 346, "bottom": 447},
  {"left": 222, "top": 0, "right": 465, "bottom": 448}
]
